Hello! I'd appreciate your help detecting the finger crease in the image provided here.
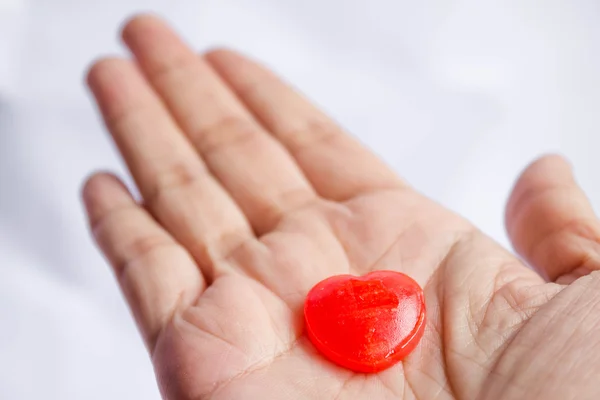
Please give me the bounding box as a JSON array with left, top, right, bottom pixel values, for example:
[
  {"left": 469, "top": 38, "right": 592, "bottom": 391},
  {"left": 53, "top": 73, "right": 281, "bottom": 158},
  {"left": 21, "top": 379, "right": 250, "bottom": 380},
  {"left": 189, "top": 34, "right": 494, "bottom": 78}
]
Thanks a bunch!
[
  {"left": 147, "top": 56, "right": 204, "bottom": 88},
  {"left": 143, "top": 166, "right": 209, "bottom": 210},
  {"left": 193, "top": 116, "right": 262, "bottom": 156},
  {"left": 89, "top": 203, "right": 140, "bottom": 233},
  {"left": 199, "top": 335, "right": 303, "bottom": 399},
  {"left": 115, "top": 239, "right": 179, "bottom": 279},
  {"left": 259, "top": 190, "right": 321, "bottom": 234},
  {"left": 282, "top": 120, "right": 342, "bottom": 158}
]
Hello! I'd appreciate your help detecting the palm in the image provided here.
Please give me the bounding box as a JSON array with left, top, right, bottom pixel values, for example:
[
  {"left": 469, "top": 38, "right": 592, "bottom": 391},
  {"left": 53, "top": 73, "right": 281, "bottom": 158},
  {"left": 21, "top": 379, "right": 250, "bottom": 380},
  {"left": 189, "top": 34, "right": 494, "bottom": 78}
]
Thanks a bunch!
[
  {"left": 150, "top": 188, "right": 546, "bottom": 400},
  {"left": 84, "top": 16, "right": 600, "bottom": 400}
]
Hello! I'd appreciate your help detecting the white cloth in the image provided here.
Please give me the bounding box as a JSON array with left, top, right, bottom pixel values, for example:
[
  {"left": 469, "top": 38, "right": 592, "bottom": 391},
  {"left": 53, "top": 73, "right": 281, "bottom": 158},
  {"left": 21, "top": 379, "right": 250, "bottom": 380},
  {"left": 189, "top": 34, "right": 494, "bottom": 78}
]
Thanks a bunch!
[{"left": 1, "top": 1, "right": 599, "bottom": 398}]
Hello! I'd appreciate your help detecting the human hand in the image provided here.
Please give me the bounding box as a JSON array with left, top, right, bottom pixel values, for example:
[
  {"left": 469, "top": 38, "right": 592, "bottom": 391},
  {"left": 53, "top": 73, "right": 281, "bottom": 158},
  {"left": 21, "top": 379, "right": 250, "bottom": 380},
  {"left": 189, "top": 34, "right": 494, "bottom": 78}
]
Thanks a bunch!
[{"left": 83, "top": 15, "right": 600, "bottom": 400}]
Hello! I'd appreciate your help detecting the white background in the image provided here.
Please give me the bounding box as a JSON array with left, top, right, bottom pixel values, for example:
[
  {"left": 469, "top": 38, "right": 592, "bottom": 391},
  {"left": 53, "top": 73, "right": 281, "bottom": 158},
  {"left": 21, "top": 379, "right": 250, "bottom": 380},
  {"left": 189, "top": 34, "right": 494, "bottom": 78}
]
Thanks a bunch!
[{"left": 0, "top": 0, "right": 599, "bottom": 398}]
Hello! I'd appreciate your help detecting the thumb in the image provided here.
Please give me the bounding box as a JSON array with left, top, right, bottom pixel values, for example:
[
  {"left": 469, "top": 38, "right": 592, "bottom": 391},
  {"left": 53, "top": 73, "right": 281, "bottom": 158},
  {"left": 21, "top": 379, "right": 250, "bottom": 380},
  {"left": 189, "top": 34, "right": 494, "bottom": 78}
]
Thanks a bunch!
[{"left": 506, "top": 154, "right": 600, "bottom": 284}]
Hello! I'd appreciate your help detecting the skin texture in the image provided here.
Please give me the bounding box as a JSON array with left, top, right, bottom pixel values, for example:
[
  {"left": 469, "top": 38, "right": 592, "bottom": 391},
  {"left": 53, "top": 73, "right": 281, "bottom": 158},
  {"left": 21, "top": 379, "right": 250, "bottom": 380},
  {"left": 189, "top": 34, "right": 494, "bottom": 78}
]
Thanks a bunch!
[{"left": 83, "top": 15, "right": 600, "bottom": 400}]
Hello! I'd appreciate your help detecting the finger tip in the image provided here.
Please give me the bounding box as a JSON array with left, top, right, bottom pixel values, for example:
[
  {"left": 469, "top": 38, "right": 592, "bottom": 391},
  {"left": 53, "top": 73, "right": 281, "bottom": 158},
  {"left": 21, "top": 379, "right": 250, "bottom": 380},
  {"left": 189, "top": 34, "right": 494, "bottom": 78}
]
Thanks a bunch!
[
  {"left": 81, "top": 172, "right": 130, "bottom": 215},
  {"left": 204, "top": 47, "right": 238, "bottom": 61},
  {"left": 85, "top": 57, "right": 128, "bottom": 90},
  {"left": 120, "top": 13, "right": 163, "bottom": 42},
  {"left": 511, "top": 153, "right": 573, "bottom": 199},
  {"left": 81, "top": 172, "right": 106, "bottom": 218},
  {"left": 204, "top": 47, "right": 253, "bottom": 71},
  {"left": 505, "top": 153, "right": 572, "bottom": 229},
  {"left": 526, "top": 153, "right": 572, "bottom": 175},
  {"left": 81, "top": 171, "right": 111, "bottom": 202}
]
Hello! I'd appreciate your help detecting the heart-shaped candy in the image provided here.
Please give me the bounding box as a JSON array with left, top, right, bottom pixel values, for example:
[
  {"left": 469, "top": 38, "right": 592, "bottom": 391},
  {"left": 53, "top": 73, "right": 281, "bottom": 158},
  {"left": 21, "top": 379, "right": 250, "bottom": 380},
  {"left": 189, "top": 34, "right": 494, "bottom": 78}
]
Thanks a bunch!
[{"left": 304, "top": 271, "right": 425, "bottom": 373}]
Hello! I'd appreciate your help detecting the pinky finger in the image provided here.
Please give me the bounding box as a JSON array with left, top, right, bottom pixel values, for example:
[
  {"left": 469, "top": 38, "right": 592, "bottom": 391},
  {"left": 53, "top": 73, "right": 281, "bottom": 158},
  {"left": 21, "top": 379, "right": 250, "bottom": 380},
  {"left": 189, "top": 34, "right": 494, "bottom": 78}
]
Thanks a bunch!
[{"left": 82, "top": 172, "right": 205, "bottom": 352}]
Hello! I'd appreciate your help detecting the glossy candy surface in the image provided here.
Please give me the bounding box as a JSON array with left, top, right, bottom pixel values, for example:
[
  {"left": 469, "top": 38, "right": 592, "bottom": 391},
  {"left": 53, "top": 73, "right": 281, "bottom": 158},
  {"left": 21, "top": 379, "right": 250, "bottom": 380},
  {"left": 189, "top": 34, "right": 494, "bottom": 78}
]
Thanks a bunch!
[{"left": 304, "top": 271, "right": 426, "bottom": 373}]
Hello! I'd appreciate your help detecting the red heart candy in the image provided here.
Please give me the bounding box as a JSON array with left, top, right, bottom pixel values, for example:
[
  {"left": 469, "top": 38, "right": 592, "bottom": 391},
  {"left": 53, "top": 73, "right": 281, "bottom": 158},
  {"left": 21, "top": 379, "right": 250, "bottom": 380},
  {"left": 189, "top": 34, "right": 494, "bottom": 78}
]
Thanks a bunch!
[{"left": 304, "top": 271, "right": 426, "bottom": 373}]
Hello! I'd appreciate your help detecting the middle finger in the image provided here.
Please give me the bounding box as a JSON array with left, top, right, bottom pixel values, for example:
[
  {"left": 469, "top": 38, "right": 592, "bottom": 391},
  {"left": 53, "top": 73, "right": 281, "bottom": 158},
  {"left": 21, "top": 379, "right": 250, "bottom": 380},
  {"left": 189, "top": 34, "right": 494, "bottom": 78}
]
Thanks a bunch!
[{"left": 122, "top": 15, "right": 318, "bottom": 235}]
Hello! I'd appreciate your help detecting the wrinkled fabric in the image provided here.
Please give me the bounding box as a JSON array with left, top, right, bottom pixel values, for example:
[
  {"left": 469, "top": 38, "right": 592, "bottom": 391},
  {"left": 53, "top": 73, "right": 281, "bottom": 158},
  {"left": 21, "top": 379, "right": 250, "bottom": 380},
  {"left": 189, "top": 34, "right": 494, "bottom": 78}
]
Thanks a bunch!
[{"left": 0, "top": 1, "right": 599, "bottom": 398}]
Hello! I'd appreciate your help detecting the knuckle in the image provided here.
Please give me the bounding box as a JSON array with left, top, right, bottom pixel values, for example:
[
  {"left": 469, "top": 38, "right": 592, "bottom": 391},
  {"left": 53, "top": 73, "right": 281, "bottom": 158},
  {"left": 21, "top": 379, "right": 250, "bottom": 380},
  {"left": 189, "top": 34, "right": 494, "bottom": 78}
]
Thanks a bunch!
[
  {"left": 284, "top": 119, "right": 341, "bottom": 155},
  {"left": 562, "top": 218, "right": 600, "bottom": 242},
  {"left": 125, "top": 234, "right": 174, "bottom": 263},
  {"left": 114, "top": 235, "right": 176, "bottom": 277},
  {"left": 194, "top": 117, "right": 261, "bottom": 155},
  {"left": 147, "top": 55, "right": 197, "bottom": 86},
  {"left": 144, "top": 163, "right": 205, "bottom": 208}
]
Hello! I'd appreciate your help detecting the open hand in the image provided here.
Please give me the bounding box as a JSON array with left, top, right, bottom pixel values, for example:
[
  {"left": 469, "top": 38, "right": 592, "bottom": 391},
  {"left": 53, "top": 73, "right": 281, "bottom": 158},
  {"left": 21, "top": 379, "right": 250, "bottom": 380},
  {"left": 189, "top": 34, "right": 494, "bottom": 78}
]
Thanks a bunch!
[{"left": 83, "top": 15, "right": 600, "bottom": 400}]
